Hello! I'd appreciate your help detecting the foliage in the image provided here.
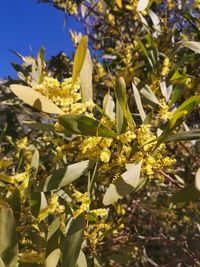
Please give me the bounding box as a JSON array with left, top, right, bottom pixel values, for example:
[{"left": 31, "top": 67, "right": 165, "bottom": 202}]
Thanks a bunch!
[{"left": 1, "top": 0, "right": 200, "bottom": 266}]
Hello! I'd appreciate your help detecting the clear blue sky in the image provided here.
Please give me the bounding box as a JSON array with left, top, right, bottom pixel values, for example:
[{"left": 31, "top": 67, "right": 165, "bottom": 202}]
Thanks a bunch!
[{"left": 0, "top": 0, "right": 83, "bottom": 79}]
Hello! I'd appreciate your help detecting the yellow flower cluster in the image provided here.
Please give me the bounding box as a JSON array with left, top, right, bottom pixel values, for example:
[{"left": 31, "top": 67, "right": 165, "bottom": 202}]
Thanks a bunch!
[
  {"left": 161, "top": 57, "right": 170, "bottom": 76},
  {"left": 79, "top": 136, "right": 113, "bottom": 163},
  {"left": 125, "top": 0, "right": 139, "bottom": 11},
  {"left": 34, "top": 76, "right": 94, "bottom": 114},
  {"left": 159, "top": 99, "right": 172, "bottom": 120},
  {"left": 133, "top": 124, "right": 176, "bottom": 178},
  {"left": 56, "top": 0, "right": 77, "bottom": 15},
  {"left": 72, "top": 190, "right": 91, "bottom": 218},
  {"left": 38, "top": 193, "right": 65, "bottom": 222},
  {"left": 16, "top": 137, "right": 28, "bottom": 150}
]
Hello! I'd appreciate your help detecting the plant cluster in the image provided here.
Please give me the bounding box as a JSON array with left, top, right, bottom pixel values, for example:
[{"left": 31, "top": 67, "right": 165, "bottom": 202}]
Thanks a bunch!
[{"left": 0, "top": 0, "right": 200, "bottom": 266}]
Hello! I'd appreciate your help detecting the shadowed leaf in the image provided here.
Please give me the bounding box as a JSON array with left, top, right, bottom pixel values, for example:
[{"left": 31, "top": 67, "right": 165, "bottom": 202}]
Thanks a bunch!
[
  {"left": 171, "top": 184, "right": 200, "bottom": 203},
  {"left": 0, "top": 205, "right": 18, "bottom": 267},
  {"left": 62, "top": 212, "right": 85, "bottom": 267}
]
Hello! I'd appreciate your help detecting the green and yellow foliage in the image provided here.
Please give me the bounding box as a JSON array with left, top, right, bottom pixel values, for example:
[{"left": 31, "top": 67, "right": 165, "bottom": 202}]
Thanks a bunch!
[{"left": 0, "top": 0, "right": 200, "bottom": 266}]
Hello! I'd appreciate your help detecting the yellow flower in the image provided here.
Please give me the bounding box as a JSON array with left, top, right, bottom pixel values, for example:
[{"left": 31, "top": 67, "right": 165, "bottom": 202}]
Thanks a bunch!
[{"left": 100, "top": 149, "right": 111, "bottom": 163}]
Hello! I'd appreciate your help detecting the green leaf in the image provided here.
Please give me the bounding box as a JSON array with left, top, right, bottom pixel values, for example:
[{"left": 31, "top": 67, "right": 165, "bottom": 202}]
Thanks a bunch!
[
  {"left": 172, "top": 95, "right": 200, "bottom": 117},
  {"left": 37, "top": 47, "right": 45, "bottom": 82},
  {"left": 24, "top": 122, "right": 72, "bottom": 136},
  {"left": 35, "top": 160, "right": 89, "bottom": 192},
  {"left": 148, "top": 9, "right": 160, "bottom": 32},
  {"left": 29, "top": 192, "right": 41, "bottom": 218},
  {"left": 0, "top": 205, "right": 18, "bottom": 267},
  {"left": 71, "top": 36, "right": 88, "bottom": 90},
  {"left": 132, "top": 82, "right": 146, "bottom": 121},
  {"left": 10, "top": 85, "right": 64, "bottom": 114},
  {"left": 61, "top": 212, "right": 85, "bottom": 267},
  {"left": 0, "top": 258, "right": 6, "bottom": 267},
  {"left": 80, "top": 49, "right": 93, "bottom": 103},
  {"left": 46, "top": 218, "right": 60, "bottom": 257},
  {"left": 195, "top": 167, "right": 200, "bottom": 191},
  {"left": 179, "top": 40, "right": 200, "bottom": 54},
  {"left": 103, "top": 94, "right": 115, "bottom": 121},
  {"left": 45, "top": 249, "right": 60, "bottom": 267},
  {"left": 140, "top": 84, "right": 159, "bottom": 105},
  {"left": 115, "top": 77, "right": 133, "bottom": 134},
  {"left": 103, "top": 161, "right": 142, "bottom": 205},
  {"left": 59, "top": 114, "right": 116, "bottom": 137},
  {"left": 9, "top": 189, "right": 21, "bottom": 224},
  {"left": 165, "top": 129, "right": 200, "bottom": 142},
  {"left": 156, "top": 96, "right": 200, "bottom": 147},
  {"left": 77, "top": 250, "right": 87, "bottom": 267},
  {"left": 168, "top": 85, "right": 184, "bottom": 108},
  {"left": 170, "top": 184, "right": 200, "bottom": 203}
]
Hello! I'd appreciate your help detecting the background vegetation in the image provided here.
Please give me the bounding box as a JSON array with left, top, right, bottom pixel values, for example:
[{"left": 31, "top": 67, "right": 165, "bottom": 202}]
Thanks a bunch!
[{"left": 0, "top": 0, "right": 200, "bottom": 266}]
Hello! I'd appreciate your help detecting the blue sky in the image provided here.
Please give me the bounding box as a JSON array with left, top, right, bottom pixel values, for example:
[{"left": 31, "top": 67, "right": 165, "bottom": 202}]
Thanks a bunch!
[{"left": 0, "top": 0, "right": 83, "bottom": 79}]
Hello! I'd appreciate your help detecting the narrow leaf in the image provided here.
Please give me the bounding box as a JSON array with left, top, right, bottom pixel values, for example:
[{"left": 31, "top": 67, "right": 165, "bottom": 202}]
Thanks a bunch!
[
  {"left": 0, "top": 205, "right": 18, "bottom": 267},
  {"left": 10, "top": 85, "right": 64, "bottom": 114},
  {"left": 0, "top": 258, "right": 6, "bottom": 267},
  {"left": 77, "top": 250, "right": 88, "bottom": 267},
  {"left": 165, "top": 129, "right": 200, "bottom": 142},
  {"left": 36, "top": 160, "right": 89, "bottom": 192},
  {"left": 59, "top": 114, "right": 116, "bottom": 137},
  {"left": 137, "top": 0, "right": 149, "bottom": 11},
  {"left": 179, "top": 40, "right": 200, "bottom": 54},
  {"left": 71, "top": 36, "right": 88, "bottom": 90},
  {"left": 80, "top": 49, "right": 93, "bottom": 103},
  {"left": 45, "top": 249, "right": 60, "bottom": 267},
  {"left": 195, "top": 168, "right": 200, "bottom": 191},
  {"left": 115, "top": 77, "right": 133, "bottom": 134},
  {"left": 62, "top": 212, "right": 85, "bottom": 267},
  {"left": 103, "top": 161, "right": 142, "bottom": 205},
  {"left": 132, "top": 82, "right": 146, "bottom": 121},
  {"left": 103, "top": 94, "right": 115, "bottom": 121}
]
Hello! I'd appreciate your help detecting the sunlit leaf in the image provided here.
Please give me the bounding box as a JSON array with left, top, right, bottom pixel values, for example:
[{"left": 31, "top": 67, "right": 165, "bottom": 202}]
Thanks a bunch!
[
  {"left": 132, "top": 82, "right": 146, "bottom": 121},
  {"left": 103, "top": 161, "right": 142, "bottom": 205},
  {"left": 195, "top": 168, "right": 200, "bottom": 191},
  {"left": 0, "top": 258, "right": 5, "bottom": 267},
  {"left": 59, "top": 114, "right": 116, "bottom": 137},
  {"left": 179, "top": 40, "right": 200, "bottom": 54},
  {"left": 71, "top": 36, "right": 88, "bottom": 90},
  {"left": 61, "top": 212, "right": 85, "bottom": 267},
  {"left": 103, "top": 94, "right": 115, "bottom": 121},
  {"left": 35, "top": 160, "right": 89, "bottom": 192},
  {"left": 77, "top": 250, "right": 88, "bottom": 267},
  {"left": 80, "top": 49, "right": 93, "bottom": 103},
  {"left": 0, "top": 205, "right": 18, "bottom": 267},
  {"left": 115, "top": 77, "right": 133, "bottom": 134},
  {"left": 45, "top": 249, "right": 60, "bottom": 267},
  {"left": 140, "top": 84, "right": 159, "bottom": 105},
  {"left": 10, "top": 84, "right": 64, "bottom": 114},
  {"left": 137, "top": 0, "right": 149, "bottom": 11},
  {"left": 148, "top": 9, "right": 161, "bottom": 32}
]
